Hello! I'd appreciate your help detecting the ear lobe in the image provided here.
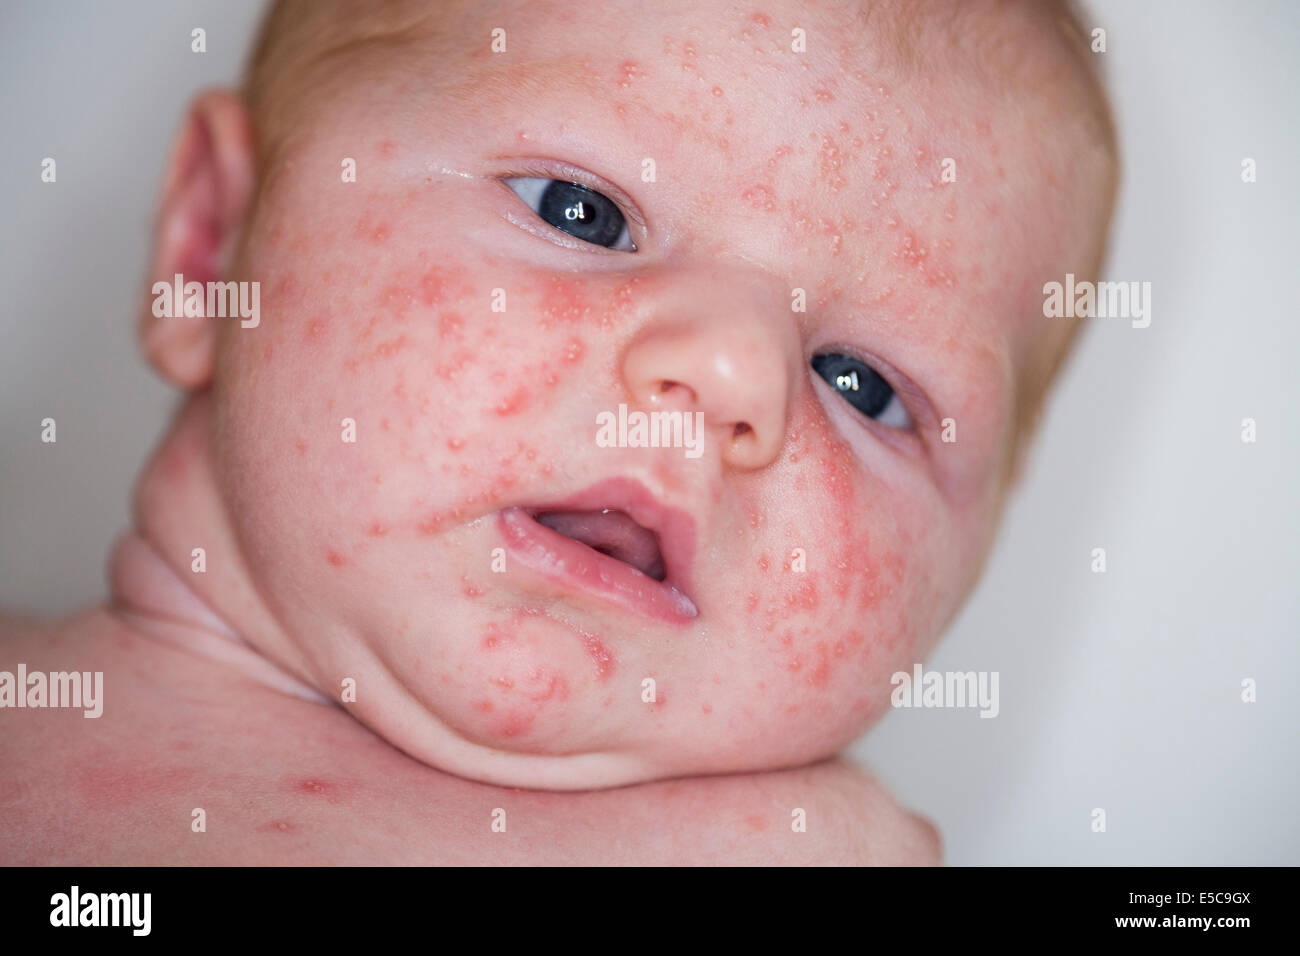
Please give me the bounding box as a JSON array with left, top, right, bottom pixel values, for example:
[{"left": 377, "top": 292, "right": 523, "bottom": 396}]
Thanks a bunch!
[{"left": 140, "top": 90, "right": 255, "bottom": 388}]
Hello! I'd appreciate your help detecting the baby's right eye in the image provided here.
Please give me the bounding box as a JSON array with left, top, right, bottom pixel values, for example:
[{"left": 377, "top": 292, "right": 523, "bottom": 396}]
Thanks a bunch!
[{"left": 504, "top": 178, "right": 636, "bottom": 251}]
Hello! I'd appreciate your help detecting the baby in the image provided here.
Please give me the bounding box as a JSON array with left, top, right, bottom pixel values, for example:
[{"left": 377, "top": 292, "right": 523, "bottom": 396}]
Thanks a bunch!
[{"left": 1, "top": 0, "right": 1116, "bottom": 864}]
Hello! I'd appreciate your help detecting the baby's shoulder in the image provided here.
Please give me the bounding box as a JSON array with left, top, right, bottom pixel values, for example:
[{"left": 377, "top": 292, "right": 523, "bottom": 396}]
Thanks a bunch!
[
  {"left": 0, "top": 611, "right": 118, "bottom": 862},
  {"left": 0, "top": 609, "right": 265, "bottom": 864}
]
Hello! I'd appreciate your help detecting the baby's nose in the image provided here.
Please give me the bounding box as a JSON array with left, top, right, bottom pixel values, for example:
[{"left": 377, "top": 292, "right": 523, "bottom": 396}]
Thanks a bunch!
[{"left": 620, "top": 267, "right": 801, "bottom": 470}]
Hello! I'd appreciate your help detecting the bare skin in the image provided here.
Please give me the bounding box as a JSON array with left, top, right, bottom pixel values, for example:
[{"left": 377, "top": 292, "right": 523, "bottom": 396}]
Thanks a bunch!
[{"left": 0, "top": 611, "right": 939, "bottom": 865}]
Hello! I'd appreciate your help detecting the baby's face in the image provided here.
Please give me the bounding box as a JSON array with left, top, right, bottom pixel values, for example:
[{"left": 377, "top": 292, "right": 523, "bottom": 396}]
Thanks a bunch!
[{"left": 213, "top": 0, "right": 1105, "bottom": 787}]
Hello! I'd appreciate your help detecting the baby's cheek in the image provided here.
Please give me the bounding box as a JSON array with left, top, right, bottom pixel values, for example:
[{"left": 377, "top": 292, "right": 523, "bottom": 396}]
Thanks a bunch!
[
  {"left": 723, "top": 405, "right": 920, "bottom": 744},
  {"left": 253, "top": 222, "right": 635, "bottom": 550}
]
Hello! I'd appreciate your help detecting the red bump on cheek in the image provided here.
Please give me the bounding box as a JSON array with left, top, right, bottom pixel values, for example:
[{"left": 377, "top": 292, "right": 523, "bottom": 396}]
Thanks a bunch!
[
  {"left": 809, "top": 642, "right": 832, "bottom": 687},
  {"left": 618, "top": 59, "right": 642, "bottom": 88},
  {"left": 539, "top": 277, "right": 591, "bottom": 326},
  {"left": 785, "top": 581, "right": 819, "bottom": 612},
  {"left": 325, "top": 550, "right": 347, "bottom": 567},
  {"left": 372, "top": 336, "right": 407, "bottom": 360},
  {"left": 581, "top": 634, "right": 615, "bottom": 681},
  {"left": 269, "top": 273, "right": 299, "bottom": 302},
  {"left": 497, "top": 712, "right": 535, "bottom": 738},
  {"left": 742, "top": 184, "right": 777, "bottom": 211},
  {"left": 305, "top": 319, "right": 328, "bottom": 343},
  {"left": 420, "top": 268, "right": 450, "bottom": 306},
  {"left": 494, "top": 386, "right": 531, "bottom": 417},
  {"left": 354, "top": 216, "right": 391, "bottom": 245},
  {"left": 260, "top": 820, "right": 296, "bottom": 834},
  {"left": 562, "top": 337, "right": 585, "bottom": 363},
  {"left": 439, "top": 311, "right": 464, "bottom": 339},
  {"left": 481, "top": 623, "right": 506, "bottom": 650},
  {"left": 818, "top": 133, "right": 857, "bottom": 192},
  {"left": 416, "top": 511, "right": 449, "bottom": 535}
]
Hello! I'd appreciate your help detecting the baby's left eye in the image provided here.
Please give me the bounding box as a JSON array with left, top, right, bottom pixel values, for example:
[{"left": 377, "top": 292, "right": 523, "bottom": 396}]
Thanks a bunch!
[
  {"left": 504, "top": 178, "right": 635, "bottom": 251},
  {"left": 811, "top": 352, "right": 912, "bottom": 429}
]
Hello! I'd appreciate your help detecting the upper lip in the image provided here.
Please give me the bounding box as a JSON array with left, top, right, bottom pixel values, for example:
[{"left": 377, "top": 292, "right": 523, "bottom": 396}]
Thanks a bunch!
[{"left": 498, "top": 476, "right": 699, "bottom": 624}]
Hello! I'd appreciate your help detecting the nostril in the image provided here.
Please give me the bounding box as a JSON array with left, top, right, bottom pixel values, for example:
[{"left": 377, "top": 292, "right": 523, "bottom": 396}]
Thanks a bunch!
[
  {"left": 731, "top": 422, "right": 752, "bottom": 439},
  {"left": 648, "top": 378, "right": 697, "bottom": 407}
]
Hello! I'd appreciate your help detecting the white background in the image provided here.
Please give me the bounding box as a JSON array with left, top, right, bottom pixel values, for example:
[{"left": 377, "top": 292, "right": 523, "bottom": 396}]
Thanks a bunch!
[{"left": 1, "top": 1, "right": 1296, "bottom": 864}]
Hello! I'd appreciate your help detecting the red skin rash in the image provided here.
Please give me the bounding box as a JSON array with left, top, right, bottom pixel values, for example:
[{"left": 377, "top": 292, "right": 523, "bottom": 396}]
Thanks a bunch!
[
  {"left": 742, "top": 184, "right": 777, "bottom": 211},
  {"left": 466, "top": 613, "right": 603, "bottom": 742},
  {"left": 75, "top": 765, "right": 198, "bottom": 806},
  {"left": 581, "top": 634, "right": 615, "bottom": 682},
  {"left": 494, "top": 386, "right": 531, "bottom": 417}
]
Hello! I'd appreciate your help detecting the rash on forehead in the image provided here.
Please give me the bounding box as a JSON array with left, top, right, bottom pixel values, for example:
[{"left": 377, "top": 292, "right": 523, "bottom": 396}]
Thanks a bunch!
[{"left": 244, "top": 0, "right": 1116, "bottom": 470}]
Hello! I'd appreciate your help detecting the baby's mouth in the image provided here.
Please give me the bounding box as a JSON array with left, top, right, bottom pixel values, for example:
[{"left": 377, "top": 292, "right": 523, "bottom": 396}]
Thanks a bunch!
[
  {"left": 534, "top": 509, "right": 667, "bottom": 582},
  {"left": 496, "top": 479, "right": 698, "bottom": 625}
]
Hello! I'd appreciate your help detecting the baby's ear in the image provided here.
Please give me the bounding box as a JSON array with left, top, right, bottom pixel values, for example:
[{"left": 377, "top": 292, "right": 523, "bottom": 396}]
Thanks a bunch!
[{"left": 139, "top": 90, "right": 255, "bottom": 387}]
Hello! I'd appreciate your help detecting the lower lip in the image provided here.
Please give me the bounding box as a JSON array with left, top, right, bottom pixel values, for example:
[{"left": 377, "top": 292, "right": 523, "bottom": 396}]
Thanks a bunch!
[{"left": 497, "top": 508, "right": 698, "bottom": 625}]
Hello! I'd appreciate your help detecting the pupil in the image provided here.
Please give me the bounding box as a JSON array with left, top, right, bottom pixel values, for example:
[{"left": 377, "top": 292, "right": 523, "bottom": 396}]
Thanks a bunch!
[
  {"left": 539, "top": 182, "right": 624, "bottom": 247},
  {"left": 812, "top": 353, "right": 893, "bottom": 419}
]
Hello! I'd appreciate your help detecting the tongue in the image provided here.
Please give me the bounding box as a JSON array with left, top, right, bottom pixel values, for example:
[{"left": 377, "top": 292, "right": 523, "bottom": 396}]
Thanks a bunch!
[{"left": 536, "top": 509, "right": 667, "bottom": 581}]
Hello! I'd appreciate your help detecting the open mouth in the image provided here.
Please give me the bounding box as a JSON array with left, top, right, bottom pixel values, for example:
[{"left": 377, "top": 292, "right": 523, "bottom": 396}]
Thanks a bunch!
[
  {"left": 535, "top": 509, "right": 667, "bottom": 581},
  {"left": 496, "top": 479, "right": 698, "bottom": 625}
]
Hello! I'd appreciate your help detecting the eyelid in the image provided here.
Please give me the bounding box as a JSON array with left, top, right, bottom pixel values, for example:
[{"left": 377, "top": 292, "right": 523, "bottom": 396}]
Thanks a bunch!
[{"left": 497, "top": 157, "right": 647, "bottom": 232}]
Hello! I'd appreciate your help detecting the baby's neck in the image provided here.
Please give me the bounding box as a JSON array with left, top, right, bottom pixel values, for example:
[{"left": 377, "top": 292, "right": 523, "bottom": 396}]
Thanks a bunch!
[
  {"left": 108, "top": 531, "right": 328, "bottom": 704},
  {"left": 107, "top": 391, "right": 330, "bottom": 705}
]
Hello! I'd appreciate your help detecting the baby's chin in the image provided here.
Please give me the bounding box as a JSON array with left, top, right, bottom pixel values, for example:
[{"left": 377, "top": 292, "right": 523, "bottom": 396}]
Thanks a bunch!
[{"left": 295, "top": 579, "right": 899, "bottom": 791}]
